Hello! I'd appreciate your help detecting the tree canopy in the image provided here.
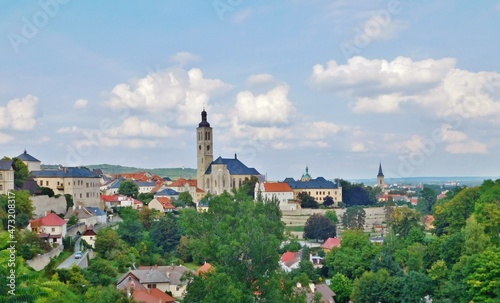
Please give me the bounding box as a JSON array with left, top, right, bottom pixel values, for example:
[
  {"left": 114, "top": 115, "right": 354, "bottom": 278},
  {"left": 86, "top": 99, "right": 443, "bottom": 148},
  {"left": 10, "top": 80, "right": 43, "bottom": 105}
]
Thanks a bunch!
[{"left": 117, "top": 179, "right": 139, "bottom": 198}]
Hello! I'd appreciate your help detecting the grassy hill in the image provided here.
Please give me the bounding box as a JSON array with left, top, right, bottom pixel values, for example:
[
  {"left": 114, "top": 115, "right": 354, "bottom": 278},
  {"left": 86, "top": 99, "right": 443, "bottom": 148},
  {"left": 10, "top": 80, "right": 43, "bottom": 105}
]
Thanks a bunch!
[{"left": 41, "top": 164, "right": 196, "bottom": 180}]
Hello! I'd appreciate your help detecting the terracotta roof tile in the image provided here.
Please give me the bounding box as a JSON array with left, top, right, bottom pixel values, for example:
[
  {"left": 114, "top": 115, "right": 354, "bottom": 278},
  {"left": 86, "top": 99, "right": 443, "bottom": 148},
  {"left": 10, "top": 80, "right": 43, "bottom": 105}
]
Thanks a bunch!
[
  {"left": 263, "top": 182, "right": 293, "bottom": 192},
  {"left": 321, "top": 237, "right": 341, "bottom": 249}
]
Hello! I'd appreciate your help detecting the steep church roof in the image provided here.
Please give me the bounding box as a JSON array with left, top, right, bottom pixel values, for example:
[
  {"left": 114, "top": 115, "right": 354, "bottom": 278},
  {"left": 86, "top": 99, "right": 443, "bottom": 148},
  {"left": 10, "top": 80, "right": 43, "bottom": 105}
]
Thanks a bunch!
[
  {"left": 205, "top": 156, "right": 260, "bottom": 175},
  {"left": 377, "top": 163, "right": 384, "bottom": 177}
]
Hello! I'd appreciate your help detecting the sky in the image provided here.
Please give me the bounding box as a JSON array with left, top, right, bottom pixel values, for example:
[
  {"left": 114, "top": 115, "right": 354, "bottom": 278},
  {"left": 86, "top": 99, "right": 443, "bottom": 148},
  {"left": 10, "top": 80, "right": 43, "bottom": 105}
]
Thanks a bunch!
[{"left": 1, "top": 0, "right": 500, "bottom": 181}]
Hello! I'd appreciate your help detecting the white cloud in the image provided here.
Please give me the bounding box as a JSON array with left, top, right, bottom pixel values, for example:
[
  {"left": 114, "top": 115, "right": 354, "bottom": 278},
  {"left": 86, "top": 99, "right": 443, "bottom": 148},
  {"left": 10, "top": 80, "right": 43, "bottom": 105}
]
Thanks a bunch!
[
  {"left": 104, "top": 67, "right": 231, "bottom": 126},
  {"left": 445, "top": 141, "right": 488, "bottom": 154},
  {"left": 246, "top": 73, "right": 276, "bottom": 86},
  {"left": 311, "top": 56, "right": 500, "bottom": 123},
  {"left": 234, "top": 85, "right": 296, "bottom": 126},
  {"left": 74, "top": 99, "right": 89, "bottom": 109},
  {"left": 0, "top": 95, "right": 39, "bottom": 131},
  {"left": 352, "top": 93, "right": 403, "bottom": 113},
  {"left": 169, "top": 52, "right": 200, "bottom": 65},
  {"left": 440, "top": 124, "right": 467, "bottom": 143}
]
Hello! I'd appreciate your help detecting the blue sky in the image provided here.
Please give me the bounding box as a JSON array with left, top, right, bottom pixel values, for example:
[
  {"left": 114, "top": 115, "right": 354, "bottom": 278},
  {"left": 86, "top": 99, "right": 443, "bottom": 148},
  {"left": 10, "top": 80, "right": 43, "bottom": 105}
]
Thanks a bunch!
[{"left": 1, "top": 0, "right": 500, "bottom": 180}]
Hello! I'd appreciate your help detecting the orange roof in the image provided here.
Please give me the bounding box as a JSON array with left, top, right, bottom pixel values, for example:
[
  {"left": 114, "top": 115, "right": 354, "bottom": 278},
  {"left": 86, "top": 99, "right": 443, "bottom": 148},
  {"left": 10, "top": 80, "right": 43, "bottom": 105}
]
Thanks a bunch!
[
  {"left": 263, "top": 182, "right": 293, "bottom": 192},
  {"left": 169, "top": 178, "right": 198, "bottom": 187},
  {"left": 30, "top": 213, "right": 66, "bottom": 227},
  {"left": 281, "top": 251, "right": 296, "bottom": 263},
  {"left": 152, "top": 182, "right": 164, "bottom": 193},
  {"left": 322, "top": 237, "right": 341, "bottom": 249},
  {"left": 101, "top": 194, "right": 119, "bottom": 202},
  {"left": 114, "top": 172, "right": 151, "bottom": 182},
  {"left": 133, "top": 288, "right": 176, "bottom": 303},
  {"left": 195, "top": 263, "right": 214, "bottom": 276},
  {"left": 157, "top": 197, "right": 175, "bottom": 209}
]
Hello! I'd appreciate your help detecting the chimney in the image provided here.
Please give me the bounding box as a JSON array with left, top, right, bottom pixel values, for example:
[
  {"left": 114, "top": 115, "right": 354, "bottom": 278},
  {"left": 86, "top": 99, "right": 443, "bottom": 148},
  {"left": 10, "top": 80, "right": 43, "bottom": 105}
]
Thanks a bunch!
[{"left": 235, "top": 153, "right": 237, "bottom": 159}]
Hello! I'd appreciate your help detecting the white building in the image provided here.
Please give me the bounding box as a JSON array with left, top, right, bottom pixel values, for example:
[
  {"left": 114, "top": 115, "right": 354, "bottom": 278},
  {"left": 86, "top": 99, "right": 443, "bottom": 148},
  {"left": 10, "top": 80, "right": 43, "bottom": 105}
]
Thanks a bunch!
[{"left": 255, "top": 182, "right": 297, "bottom": 211}]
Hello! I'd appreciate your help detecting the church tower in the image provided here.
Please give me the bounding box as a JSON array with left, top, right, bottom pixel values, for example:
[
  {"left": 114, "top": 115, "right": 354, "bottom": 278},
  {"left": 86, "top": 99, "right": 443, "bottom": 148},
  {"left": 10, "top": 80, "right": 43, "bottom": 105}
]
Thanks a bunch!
[
  {"left": 197, "top": 110, "right": 213, "bottom": 191},
  {"left": 377, "top": 162, "right": 385, "bottom": 187}
]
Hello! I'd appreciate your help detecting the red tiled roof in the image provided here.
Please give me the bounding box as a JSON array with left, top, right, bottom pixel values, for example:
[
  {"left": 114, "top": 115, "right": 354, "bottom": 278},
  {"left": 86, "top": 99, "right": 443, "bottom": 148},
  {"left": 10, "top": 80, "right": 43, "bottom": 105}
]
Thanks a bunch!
[
  {"left": 82, "top": 229, "right": 97, "bottom": 236},
  {"left": 157, "top": 197, "right": 175, "bottom": 209},
  {"left": 133, "top": 288, "right": 176, "bottom": 303},
  {"left": 281, "top": 251, "right": 296, "bottom": 263},
  {"left": 152, "top": 183, "right": 164, "bottom": 193},
  {"left": 30, "top": 213, "right": 66, "bottom": 227},
  {"left": 195, "top": 263, "right": 214, "bottom": 276},
  {"left": 263, "top": 182, "right": 293, "bottom": 192},
  {"left": 114, "top": 172, "right": 151, "bottom": 182},
  {"left": 322, "top": 237, "right": 341, "bottom": 249},
  {"left": 169, "top": 178, "right": 198, "bottom": 187},
  {"left": 101, "top": 194, "right": 119, "bottom": 202}
]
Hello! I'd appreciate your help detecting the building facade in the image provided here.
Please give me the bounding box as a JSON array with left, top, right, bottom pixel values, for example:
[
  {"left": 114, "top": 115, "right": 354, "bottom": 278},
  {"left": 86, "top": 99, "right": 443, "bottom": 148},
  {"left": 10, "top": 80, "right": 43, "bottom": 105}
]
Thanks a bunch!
[
  {"left": 284, "top": 168, "right": 343, "bottom": 206},
  {"left": 0, "top": 160, "right": 15, "bottom": 195},
  {"left": 32, "top": 167, "right": 101, "bottom": 207},
  {"left": 254, "top": 182, "right": 297, "bottom": 211},
  {"left": 17, "top": 150, "right": 41, "bottom": 172}
]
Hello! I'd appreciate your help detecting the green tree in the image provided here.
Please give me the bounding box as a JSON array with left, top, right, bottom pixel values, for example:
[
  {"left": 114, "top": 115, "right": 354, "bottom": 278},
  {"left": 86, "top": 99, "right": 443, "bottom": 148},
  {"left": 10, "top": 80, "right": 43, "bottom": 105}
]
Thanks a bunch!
[
  {"left": 94, "top": 228, "right": 120, "bottom": 257},
  {"left": 342, "top": 206, "right": 366, "bottom": 230},
  {"left": 399, "top": 271, "right": 433, "bottom": 303},
  {"left": 64, "top": 193, "right": 74, "bottom": 211},
  {"left": 139, "top": 206, "right": 154, "bottom": 230},
  {"left": 0, "top": 190, "right": 34, "bottom": 228},
  {"left": 330, "top": 273, "right": 353, "bottom": 303},
  {"left": 241, "top": 175, "right": 259, "bottom": 197},
  {"left": 176, "top": 191, "right": 194, "bottom": 208},
  {"left": 351, "top": 269, "right": 399, "bottom": 303},
  {"left": 462, "top": 215, "right": 491, "bottom": 256},
  {"left": 117, "top": 219, "right": 144, "bottom": 246},
  {"left": 303, "top": 213, "right": 336, "bottom": 242},
  {"left": 85, "top": 285, "right": 134, "bottom": 303},
  {"left": 387, "top": 206, "right": 422, "bottom": 237},
  {"left": 40, "top": 186, "right": 55, "bottom": 197},
  {"left": 137, "top": 192, "right": 154, "bottom": 205},
  {"left": 150, "top": 213, "right": 181, "bottom": 253},
  {"left": 118, "top": 179, "right": 139, "bottom": 198},
  {"left": 12, "top": 157, "right": 29, "bottom": 188},
  {"left": 298, "top": 192, "right": 319, "bottom": 209},
  {"left": 84, "top": 258, "right": 118, "bottom": 286},
  {"left": 180, "top": 189, "right": 303, "bottom": 302},
  {"left": 324, "top": 210, "right": 339, "bottom": 224},
  {"left": 117, "top": 206, "right": 139, "bottom": 221}
]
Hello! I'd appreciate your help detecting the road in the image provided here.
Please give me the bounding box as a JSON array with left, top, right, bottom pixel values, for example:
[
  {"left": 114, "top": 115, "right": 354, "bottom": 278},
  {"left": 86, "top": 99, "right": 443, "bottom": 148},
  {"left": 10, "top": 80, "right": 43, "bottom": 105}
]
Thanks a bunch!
[{"left": 56, "top": 237, "right": 89, "bottom": 269}]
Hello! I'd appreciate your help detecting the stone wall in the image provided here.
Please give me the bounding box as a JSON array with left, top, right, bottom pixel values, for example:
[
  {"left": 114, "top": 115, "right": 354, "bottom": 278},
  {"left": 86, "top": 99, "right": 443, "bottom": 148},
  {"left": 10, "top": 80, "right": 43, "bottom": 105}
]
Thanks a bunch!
[
  {"left": 26, "top": 244, "right": 63, "bottom": 271},
  {"left": 31, "top": 195, "right": 67, "bottom": 217}
]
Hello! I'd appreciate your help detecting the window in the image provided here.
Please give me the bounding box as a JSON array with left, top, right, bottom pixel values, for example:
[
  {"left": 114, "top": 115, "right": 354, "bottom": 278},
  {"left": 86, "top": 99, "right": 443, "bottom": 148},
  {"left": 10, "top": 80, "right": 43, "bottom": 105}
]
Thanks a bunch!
[
  {"left": 40, "top": 181, "right": 43, "bottom": 186},
  {"left": 51, "top": 228, "right": 55, "bottom": 232},
  {"left": 46, "top": 181, "right": 49, "bottom": 186},
  {"left": 86, "top": 192, "right": 89, "bottom": 198},
  {"left": 147, "top": 284, "right": 157, "bottom": 289}
]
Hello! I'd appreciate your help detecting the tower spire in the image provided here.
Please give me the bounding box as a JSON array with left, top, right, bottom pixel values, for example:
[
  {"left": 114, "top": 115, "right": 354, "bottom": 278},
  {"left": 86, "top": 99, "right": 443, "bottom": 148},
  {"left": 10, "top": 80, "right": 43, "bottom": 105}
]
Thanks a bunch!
[{"left": 377, "top": 162, "right": 384, "bottom": 177}]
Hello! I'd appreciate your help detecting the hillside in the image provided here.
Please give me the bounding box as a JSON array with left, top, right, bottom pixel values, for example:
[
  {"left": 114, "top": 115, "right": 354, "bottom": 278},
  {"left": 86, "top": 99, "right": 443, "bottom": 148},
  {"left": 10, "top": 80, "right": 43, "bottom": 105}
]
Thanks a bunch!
[{"left": 41, "top": 164, "right": 196, "bottom": 179}]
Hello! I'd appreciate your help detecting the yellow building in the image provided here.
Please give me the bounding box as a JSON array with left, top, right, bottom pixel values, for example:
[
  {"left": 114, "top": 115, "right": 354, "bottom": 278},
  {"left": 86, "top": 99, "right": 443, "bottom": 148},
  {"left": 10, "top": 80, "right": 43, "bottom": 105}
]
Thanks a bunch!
[{"left": 284, "top": 167, "right": 343, "bottom": 206}]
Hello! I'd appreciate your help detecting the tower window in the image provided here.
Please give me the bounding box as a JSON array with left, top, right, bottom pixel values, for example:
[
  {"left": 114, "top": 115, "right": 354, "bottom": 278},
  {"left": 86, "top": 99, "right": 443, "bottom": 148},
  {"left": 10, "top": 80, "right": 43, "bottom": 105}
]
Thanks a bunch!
[
  {"left": 207, "top": 145, "right": 210, "bottom": 151},
  {"left": 199, "top": 145, "right": 201, "bottom": 150}
]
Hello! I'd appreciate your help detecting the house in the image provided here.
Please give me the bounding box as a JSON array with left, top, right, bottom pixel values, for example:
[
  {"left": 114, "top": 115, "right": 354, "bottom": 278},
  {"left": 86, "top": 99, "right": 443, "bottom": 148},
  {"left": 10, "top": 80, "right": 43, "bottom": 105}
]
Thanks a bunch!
[
  {"left": 284, "top": 169, "right": 343, "bottom": 206},
  {"left": 306, "top": 283, "right": 336, "bottom": 303},
  {"left": 16, "top": 149, "right": 41, "bottom": 172},
  {"left": 321, "top": 238, "right": 341, "bottom": 254},
  {"left": 0, "top": 159, "right": 15, "bottom": 195},
  {"left": 280, "top": 250, "right": 302, "bottom": 273},
  {"left": 254, "top": 182, "right": 297, "bottom": 211},
  {"left": 196, "top": 110, "right": 264, "bottom": 195},
  {"left": 81, "top": 227, "right": 97, "bottom": 248},
  {"left": 101, "top": 194, "right": 142, "bottom": 210},
  {"left": 167, "top": 178, "right": 206, "bottom": 203},
  {"left": 196, "top": 198, "right": 209, "bottom": 212},
  {"left": 154, "top": 188, "right": 180, "bottom": 200},
  {"left": 31, "top": 166, "right": 101, "bottom": 208},
  {"left": 139, "top": 265, "right": 190, "bottom": 298},
  {"left": 136, "top": 181, "right": 157, "bottom": 194},
  {"left": 117, "top": 268, "right": 171, "bottom": 292},
  {"left": 64, "top": 205, "right": 98, "bottom": 227},
  {"left": 28, "top": 212, "right": 67, "bottom": 245},
  {"left": 148, "top": 197, "right": 175, "bottom": 213}
]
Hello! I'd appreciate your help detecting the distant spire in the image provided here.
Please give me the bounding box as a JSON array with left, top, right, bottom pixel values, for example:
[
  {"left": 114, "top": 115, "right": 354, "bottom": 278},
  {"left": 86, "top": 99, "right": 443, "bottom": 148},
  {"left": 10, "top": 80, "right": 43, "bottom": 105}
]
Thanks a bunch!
[
  {"left": 377, "top": 162, "right": 384, "bottom": 177},
  {"left": 24, "top": 148, "right": 27, "bottom": 154}
]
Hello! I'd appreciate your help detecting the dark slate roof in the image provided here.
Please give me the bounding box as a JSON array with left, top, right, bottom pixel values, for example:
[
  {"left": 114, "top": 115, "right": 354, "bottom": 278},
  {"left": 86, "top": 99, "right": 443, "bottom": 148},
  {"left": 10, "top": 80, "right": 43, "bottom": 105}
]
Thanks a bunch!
[
  {"left": 20, "top": 176, "right": 41, "bottom": 194},
  {"left": 155, "top": 188, "right": 179, "bottom": 196},
  {"left": 31, "top": 167, "right": 100, "bottom": 178},
  {"left": 0, "top": 160, "right": 13, "bottom": 171},
  {"left": 205, "top": 156, "right": 260, "bottom": 175},
  {"left": 285, "top": 177, "right": 340, "bottom": 189},
  {"left": 136, "top": 181, "right": 156, "bottom": 187},
  {"left": 17, "top": 150, "right": 41, "bottom": 162},
  {"left": 198, "top": 110, "right": 211, "bottom": 127},
  {"left": 377, "top": 163, "right": 384, "bottom": 177}
]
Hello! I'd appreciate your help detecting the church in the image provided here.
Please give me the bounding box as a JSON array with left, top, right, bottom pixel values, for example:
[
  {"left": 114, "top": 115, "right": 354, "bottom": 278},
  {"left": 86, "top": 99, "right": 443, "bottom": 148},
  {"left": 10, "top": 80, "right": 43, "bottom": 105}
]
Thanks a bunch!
[{"left": 196, "top": 110, "right": 263, "bottom": 195}]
